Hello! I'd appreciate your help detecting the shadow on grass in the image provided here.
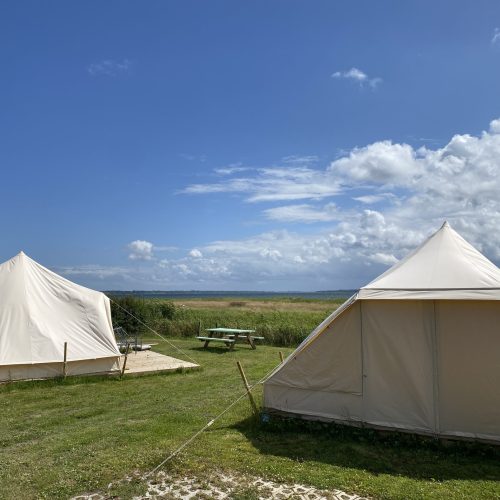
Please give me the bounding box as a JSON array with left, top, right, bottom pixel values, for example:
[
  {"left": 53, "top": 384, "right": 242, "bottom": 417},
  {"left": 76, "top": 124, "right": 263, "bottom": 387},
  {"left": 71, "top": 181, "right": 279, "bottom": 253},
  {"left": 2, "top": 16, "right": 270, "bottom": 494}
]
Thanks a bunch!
[
  {"left": 190, "top": 346, "right": 238, "bottom": 355},
  {"left": 235, "top": 415, "right": 500, "bottom": 482}
]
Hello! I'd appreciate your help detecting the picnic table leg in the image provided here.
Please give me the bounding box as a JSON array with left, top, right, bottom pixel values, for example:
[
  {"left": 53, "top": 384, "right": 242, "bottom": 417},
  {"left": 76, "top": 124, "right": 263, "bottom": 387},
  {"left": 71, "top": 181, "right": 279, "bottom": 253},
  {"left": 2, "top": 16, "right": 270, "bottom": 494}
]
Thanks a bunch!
[
  {"left": 247, "top": 336, "right": 256, "bottom": 350},
  {"left": 204, "top": 331, "right": 214, "bottom": 349}
]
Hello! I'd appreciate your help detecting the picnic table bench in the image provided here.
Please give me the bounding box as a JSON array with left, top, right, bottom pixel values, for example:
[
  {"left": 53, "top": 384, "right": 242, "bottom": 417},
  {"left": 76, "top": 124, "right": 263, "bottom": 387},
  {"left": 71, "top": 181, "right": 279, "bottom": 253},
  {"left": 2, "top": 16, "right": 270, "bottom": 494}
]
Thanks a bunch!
[{"left": 196, "top": 327, "right": 264, "bottom": 350}]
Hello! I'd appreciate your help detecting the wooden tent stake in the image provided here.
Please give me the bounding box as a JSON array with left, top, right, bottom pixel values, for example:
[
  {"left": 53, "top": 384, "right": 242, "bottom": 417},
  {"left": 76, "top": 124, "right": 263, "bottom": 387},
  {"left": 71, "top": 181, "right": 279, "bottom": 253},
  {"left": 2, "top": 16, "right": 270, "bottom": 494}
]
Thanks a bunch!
[
  {"left": 121, "top": 342, "right": 130, "bottom": 378},
  {"left": 236, "top": 361, "right": 258, "bottom": 415},
  {"left": 62, "top": 342, "right": 68, "bottom": 378}
]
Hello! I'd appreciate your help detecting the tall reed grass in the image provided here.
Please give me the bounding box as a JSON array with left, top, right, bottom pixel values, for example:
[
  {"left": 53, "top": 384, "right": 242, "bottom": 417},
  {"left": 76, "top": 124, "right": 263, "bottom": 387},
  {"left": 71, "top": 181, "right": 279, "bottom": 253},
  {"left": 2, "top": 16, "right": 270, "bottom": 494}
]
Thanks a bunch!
[{"left": 110, "top": 296, "right": 345, "bottom": 347}]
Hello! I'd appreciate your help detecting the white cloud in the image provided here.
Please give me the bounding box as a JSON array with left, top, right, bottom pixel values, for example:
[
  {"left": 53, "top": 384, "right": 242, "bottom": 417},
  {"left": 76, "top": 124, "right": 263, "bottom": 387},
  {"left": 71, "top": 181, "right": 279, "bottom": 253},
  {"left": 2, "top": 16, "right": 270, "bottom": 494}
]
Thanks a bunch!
[
  {"left": 128, "top": 240, "right": 154, "bottom": 261},
  {"left": 492, "top": 28, "right": 500, "bottom": 45},
  {"left": 58, "top": 265, "right": 131, "bottom": 279},
  {"left": 169, "top": 116, "right": 500, "bottom": 288},
  {"left": 264, "top": 203, "right": 338, "bottom": 223},
  {"left": 353, "top": 194, "right": 390, "bottom": 204},
  {"left": 281, "top": 155, "right": 319, "bottom": 165},
  {"left": 87, "top": 59, "right": 132, "bottom": 77},
  {"left": 330, "top": 141, "right": 420, "bottom": 184},
  {"left": 60, "top": 218, "right": 419, "bottom": 290},
  {"left": 183, "top": 166, "right": 340, "bottom": 202},
  {"left": 260, "top": 248, "right": 282, "bottom": 261},
  {"left": 66, "top": 116, "right": 500, "bottom": 291},
  {"left": 332, "top": 67, "right": 382, "bottom": 88},
  {"left": 189, "top": 249, "right": 203, "bottom": 258},
  {"left": 490, "top": 118, "right": 500, "bottom": 134},
  {"left": 140, "top": 214, "right": 422, "bottom": 289},
  {"left": 126, "top": 241, "right": 177, "bottom": 261},
  {"left": 370, "top": 252, "right": 398, "bottom": 265},
  {"left": 214, "top": 165, "right": 250, "bottom": 175},
  {"left": 181, "top": 118, "right": 500, "bottom": 247}
]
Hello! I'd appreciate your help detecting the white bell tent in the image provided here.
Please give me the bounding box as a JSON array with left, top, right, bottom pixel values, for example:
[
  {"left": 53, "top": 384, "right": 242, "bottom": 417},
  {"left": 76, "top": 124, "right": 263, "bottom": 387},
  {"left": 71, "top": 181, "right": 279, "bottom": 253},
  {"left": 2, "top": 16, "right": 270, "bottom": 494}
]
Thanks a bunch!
[
  {"left": 0, "top": 252, "right": 121, "bottom": 381},
  {"left": 264, "top": 222, "right": 500, "bottom": 443}
]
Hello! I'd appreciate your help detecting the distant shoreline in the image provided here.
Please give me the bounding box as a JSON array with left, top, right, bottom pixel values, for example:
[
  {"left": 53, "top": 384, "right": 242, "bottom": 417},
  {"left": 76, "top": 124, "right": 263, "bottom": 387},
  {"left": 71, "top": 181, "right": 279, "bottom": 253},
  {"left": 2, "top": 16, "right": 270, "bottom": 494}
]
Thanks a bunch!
[{"left": 104, "top": 290, "right": 356, "bottom": 300}]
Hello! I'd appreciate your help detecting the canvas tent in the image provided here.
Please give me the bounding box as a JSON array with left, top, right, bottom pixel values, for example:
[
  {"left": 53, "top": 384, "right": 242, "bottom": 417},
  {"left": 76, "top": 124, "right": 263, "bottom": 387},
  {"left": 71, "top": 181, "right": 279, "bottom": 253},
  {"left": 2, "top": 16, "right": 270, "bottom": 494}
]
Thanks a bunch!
[
  {"left": 264, "top": 222, "right": 500, "bottom": 443},
  {"left": 0, "top": 252, "right": 121, "bottom": 381}
]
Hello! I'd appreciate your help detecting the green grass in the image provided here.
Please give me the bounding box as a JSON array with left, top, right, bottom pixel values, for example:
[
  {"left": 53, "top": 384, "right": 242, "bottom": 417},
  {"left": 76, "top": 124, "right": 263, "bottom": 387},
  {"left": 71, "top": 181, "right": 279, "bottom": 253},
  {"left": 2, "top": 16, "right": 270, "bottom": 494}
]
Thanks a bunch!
[{"left": 0, "top": 338, "right": 499, "bottom": 499}]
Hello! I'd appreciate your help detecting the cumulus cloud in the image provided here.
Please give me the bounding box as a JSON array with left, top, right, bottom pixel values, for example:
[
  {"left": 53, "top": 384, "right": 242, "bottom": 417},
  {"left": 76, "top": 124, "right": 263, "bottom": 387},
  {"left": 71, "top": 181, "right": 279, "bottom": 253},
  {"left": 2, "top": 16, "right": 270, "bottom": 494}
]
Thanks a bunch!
[
  {"left": 183, "top": 118, "right": 500, "bottom": 228},
  {"left": 330, "top": 141, "right": 420, "bottom": 184},
  {"left": 67, "top": 117, "right": 500, "bottom": 291},
  {"left": 189, "top": 249, "right": 203, "bottom": 258},
  {"left": 61, "top": 215, "right": 420, "bottom": 290},
  {"left": 127, "top": 240, "right": 154, "bottom": 261},
  {"left": 136, "top": 212, "right": 422, "bottom": 289},
  {"left": 332, "top": 67, "right": 382, "bottom": 88},
  {"left": 490, "top": 118, "right": 500, "bottom": 134},
  {"left": 87, "top": 59, "right": 132, "bottom": 77},
  {"left": 126, "top": 241, "right": 177, "bottom": 261},
  {"left": 167, "top": 116, "right": 500, "bottom": 288}
]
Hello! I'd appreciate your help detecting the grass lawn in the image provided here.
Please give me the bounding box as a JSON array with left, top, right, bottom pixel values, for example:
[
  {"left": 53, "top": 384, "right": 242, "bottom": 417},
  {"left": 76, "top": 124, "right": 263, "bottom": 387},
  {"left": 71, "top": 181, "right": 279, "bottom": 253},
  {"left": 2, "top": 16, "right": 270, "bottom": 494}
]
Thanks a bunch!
[{"left": 0, "top": 338, "right": 499, "bottom": 499}]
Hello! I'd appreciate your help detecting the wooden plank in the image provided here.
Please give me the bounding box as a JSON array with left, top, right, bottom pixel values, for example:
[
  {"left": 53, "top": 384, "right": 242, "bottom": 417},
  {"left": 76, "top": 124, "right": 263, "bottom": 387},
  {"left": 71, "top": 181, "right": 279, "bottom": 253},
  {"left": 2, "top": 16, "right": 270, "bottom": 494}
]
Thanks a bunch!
[
  {"left": 196, "top": 337, "right": 235, "bottom": 343},
  {"left": 62, "top": 342, "right": 68, "bottom": 378},
  {"left": 121, "top": 342, "right": 130, "bottom": 378},
  {"left": 205, "top": 328, "right": 255, "bottom": 334},
  {"left": 247, "top": 336, "right": 256, "bottom": 350}
]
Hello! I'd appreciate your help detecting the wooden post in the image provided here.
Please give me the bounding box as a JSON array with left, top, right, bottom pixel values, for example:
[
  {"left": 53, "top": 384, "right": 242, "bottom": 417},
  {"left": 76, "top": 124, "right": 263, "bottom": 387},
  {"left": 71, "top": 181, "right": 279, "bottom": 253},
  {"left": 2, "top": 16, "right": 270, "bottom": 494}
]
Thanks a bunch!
[
  {"left": 63, "top": 342, "right": 68, "bottom": 378},
  {"left": 121, "top": 343, "right": 129, "bottom": 378},
  {"left": 279, "top": 351, "right": 284, "bottom": 364},
  {"left": 236, "top": 361, "right": 258, "bottom": 415}
]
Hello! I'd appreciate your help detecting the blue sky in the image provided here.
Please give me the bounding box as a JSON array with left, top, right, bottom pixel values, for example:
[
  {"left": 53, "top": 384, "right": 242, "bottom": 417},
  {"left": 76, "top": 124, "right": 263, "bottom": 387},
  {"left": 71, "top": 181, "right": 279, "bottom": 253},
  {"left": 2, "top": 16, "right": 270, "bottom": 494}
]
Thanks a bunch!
[{"left": 2, "top": 1, "right": 500, "bottom": 290}]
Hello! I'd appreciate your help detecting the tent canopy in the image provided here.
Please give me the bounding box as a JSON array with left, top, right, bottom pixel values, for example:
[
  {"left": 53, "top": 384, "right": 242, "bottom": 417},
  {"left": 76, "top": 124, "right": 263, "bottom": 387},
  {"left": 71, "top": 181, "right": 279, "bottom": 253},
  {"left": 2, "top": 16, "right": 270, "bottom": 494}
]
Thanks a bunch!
[{"left": 0, "top": 252, "right": 120, "bottom": 377}]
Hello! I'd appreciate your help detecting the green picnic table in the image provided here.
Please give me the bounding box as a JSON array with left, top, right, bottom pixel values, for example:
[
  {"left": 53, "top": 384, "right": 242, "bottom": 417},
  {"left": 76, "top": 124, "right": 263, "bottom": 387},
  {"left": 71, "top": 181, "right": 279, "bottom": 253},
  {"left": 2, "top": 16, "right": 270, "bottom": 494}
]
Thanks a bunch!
[{"left": 196, "top": 327, "right": 264, "bottom": 350}]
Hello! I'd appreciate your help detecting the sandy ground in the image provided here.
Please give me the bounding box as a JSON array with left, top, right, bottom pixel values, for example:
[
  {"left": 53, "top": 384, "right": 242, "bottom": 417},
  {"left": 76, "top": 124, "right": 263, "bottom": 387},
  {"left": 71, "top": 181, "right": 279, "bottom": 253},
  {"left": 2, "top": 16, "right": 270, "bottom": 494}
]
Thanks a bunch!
[{"left": 72, "top": 470, "right": 369, "bottom": 499}]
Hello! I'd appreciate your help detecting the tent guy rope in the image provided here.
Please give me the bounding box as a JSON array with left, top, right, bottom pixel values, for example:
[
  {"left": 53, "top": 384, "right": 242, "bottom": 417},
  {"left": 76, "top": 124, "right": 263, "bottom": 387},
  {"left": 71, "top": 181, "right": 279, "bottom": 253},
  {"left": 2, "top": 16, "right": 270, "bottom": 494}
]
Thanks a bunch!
[
  {"left": 109, "top": 298, "right": 282, "bottom": 476},
  {"left": 146, "top": 366, "right": 277, "bottom": 476}
]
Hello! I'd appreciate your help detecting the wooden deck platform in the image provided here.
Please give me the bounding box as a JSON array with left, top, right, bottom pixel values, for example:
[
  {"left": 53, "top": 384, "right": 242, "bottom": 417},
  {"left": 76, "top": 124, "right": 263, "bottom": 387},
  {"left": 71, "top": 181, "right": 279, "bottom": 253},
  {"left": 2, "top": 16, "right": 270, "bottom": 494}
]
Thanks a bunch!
[{"left": 122, "top": 350, "right": 199, "bottom": 376}]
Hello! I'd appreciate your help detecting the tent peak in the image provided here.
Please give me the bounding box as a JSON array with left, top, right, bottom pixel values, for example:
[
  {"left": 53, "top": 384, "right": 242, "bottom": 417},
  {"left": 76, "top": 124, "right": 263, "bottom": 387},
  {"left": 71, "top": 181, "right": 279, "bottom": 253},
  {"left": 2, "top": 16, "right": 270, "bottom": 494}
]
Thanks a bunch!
[
  {"left": 14, "top": 251, "right": 37, "bottom": 262},
  {"left": 15, "top": 251, "right": 32, "bottom": 262},
  {"left": 361, "top": 222, "right": 500, "bottom": 293},
  {"left": 441, "top": 221, "right": 450, "bottom": 229}
]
